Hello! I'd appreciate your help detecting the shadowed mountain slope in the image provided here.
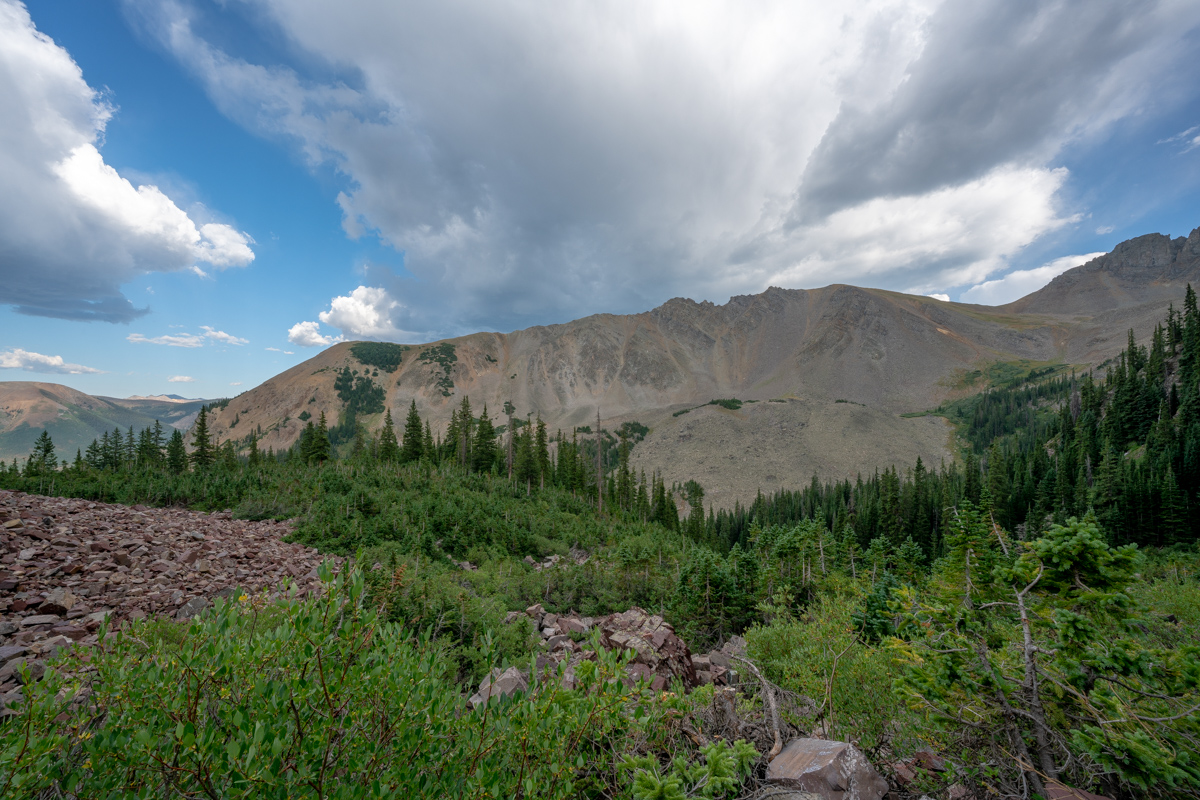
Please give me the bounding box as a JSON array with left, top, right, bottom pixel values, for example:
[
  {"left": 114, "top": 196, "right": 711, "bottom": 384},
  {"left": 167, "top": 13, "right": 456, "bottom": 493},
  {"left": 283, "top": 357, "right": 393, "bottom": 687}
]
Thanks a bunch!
[{"left": 0, "top": 383, "right": 209, "bottom": 464}]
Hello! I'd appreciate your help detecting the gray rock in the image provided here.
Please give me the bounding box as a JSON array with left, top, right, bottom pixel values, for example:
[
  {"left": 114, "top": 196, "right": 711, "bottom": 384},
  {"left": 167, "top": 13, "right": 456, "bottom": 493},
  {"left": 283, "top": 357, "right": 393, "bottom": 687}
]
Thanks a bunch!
[
  {"left": 0, "top": 645, "right": 27, "bottom": 665},
  {"left": 20, "top": 614, "right": 60, "bottom": 627},
  {"left": 175, "top": 596, "right": 211, "bottom": 621},
  {"left": 469, "top": 666, "right": 529, "bottom": 709},
  {"left": 765, "top": 738, "right": 888, "bottom": 800}
]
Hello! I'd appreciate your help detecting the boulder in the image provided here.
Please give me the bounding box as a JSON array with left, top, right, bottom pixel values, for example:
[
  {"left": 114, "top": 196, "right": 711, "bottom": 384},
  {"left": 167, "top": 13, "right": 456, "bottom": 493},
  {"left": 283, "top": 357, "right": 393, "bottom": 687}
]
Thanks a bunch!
[
  {"left": 40, "top": 588, "right": 76, "bottom": 616},
  {"left": 765, "top": 738, "right": 888, "bottom": 800},
  {"left": 469, "top": 666, "right": 529, "bottom": 709},
  {"left": 598, "top": 607, "right": 697, "bottom": 689}
]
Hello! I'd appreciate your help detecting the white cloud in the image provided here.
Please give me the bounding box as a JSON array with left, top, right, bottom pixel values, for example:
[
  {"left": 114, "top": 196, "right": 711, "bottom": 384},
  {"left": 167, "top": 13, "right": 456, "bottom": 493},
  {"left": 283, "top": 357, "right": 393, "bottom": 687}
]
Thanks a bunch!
[
  {"left": 189, "top": 265, "right": 212, "bottom": 279},
  {"left": 960, "top": 252, "right": 1107, "bottom": 305},
  {"left": 127, "top": 326, "right": 247, "bottom": 347},
  {"left": 317, "top": 285, "right": 413, "bottom": 341},
  {"left": 229, "top": 381, "right": 242, "bottom": 386},
  {"left": 287, "top": 320, "right": 342, "bottom": 347},
  {"left": 201, "top": 326, "right": 248, "bottom": 345},
  {"left": 0, "top": 0, "right": 253, "bottom": 322},
  {"left": 926, "top": 293, "right": 950, "bottom": 302},
  {"left": 167, "top": 375, "right": 196, "bottom": 382},
  {"left": 1095, "top": 225, "right": 1115, "bottom": 234},
  {"left": 130, "top": 0, "right": 1200, "bottom": 332},
  {"left": 127, "top": 332, "right": 205, "bottom": 347},
  {"left": 763, "top": 165, "right": 1077, "bottom": 297},
  {"left": 0, "top": 347, "right": 103, "bottom": 374}
]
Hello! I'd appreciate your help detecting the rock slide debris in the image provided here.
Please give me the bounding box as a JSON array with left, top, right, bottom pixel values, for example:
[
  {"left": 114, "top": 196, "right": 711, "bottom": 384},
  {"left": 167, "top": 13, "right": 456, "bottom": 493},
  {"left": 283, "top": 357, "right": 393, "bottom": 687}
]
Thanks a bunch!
[{"left": 0, "top": 490, "right": 342, "bottom": 712}]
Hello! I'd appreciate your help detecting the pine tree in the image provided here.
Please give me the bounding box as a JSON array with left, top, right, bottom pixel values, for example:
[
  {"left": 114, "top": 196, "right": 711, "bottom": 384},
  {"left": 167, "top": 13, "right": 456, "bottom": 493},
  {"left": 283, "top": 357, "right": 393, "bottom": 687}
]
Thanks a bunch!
[
  {"left": 26, "top": 430, "right": 57, "bottom": 475},
  {"left": 514, "top": 423, "right": 536, "bottom": 491},
  {"left": 473, "top": 405, "right": 497, "bottom": 473},
  {"left": 422, "top": 420, "right": 434, "bottom": 460},
  {"left": 308, "top": 412, "right": 331, "bottom": 463},
  {"left": 248, "top": 431, "right": 261, "bottom": 467},
  {"left": 190, "top": 408, "right": 215, "bottom": 470},
  {"left": 379, "top": 408, "right": 401, "bottom": 463},
  {"left": 401, "top": 401, "right": 423, "bottom": 463},
  {"left": 534, "top": 416, "right": 549, "bottom": 488},
  {"left": 166, "top": 429, "right": 188, "bottom": 474}
]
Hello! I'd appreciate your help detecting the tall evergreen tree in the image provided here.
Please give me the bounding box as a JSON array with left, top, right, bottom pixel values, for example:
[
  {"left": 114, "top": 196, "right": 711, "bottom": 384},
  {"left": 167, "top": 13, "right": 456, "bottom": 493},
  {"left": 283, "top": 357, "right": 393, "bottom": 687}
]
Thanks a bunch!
[
  {"left": 26, "top": 430, "right": 57, "bottom": 475},
  {"left": 190, "top": 408, "right": 215, "bottom": 470},
  {"left": 401, "top": 401, "right": 424, "bottom": 463},
  {"left": 473, "top": 405, "right": 497, "bottom": 473},
  {"left": 379, "top": 408, "right": 401, "bottom": 463},
  {"left": 166, "top": 429, "right": 188, "bottom": 474}
]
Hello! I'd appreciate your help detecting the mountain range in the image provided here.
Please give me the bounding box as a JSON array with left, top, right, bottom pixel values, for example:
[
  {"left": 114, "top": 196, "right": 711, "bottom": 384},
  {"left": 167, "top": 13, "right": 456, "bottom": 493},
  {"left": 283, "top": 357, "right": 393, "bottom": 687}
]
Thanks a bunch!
[{"left": 3, "top": 226, "right": 1198, "bottom": 508}]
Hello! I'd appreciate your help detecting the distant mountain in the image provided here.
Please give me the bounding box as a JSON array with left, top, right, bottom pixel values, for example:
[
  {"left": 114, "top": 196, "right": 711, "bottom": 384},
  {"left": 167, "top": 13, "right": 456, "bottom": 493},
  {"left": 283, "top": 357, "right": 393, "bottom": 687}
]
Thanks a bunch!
[
  {"left": 0, "top": 383, "right": 211, "bottom": 463},
  {"left": 197, "top": 225, "right": 1200, "bottom": 508},
  {"left": 124, "top": 394, "right": 198, "bottom": 403}
]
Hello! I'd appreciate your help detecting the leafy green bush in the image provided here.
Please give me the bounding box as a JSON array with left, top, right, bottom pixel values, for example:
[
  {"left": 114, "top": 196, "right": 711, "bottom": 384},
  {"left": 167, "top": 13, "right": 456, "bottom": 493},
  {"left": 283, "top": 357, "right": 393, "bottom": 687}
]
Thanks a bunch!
[
  {"left": 745, "top": 592, "right": 928, "bottom": 758},
  {"left": 0, "top": 566, "right": 662, "bottom": 799},
  {"left": 621, "top": 739, "right": 757, "bottom": 799}
]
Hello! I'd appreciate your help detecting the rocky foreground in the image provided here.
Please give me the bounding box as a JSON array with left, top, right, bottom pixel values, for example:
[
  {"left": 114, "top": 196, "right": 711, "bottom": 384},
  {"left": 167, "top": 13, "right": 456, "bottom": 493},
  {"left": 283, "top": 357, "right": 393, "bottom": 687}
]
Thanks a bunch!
[{"left": 0, "top": 490, "right": 341, "bottom": 711}]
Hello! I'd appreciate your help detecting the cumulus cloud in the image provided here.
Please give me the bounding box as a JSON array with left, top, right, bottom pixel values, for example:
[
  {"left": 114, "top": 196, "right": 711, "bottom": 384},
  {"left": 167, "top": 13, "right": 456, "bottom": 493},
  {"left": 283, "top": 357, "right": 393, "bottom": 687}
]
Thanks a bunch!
[
  {"left": 127, "top": 332, "right": 205, "bottom": 347},
  {"left": 926, "top": 294, "right": 950, "bottom": 302},
  {"left": 167, "top": 375, "right": 195, "bottom": 382},
  {"left": 128, "top": 0, "right": 1200, "bottom": 330},
  {"left": 200, "top": 326, "right": 248, "bottom": 345},
  {"left": 0, "top": 0, "right": 253, "bottom": 322},
  {"left": 960, "top": 252, "right": 1107, "bottom": 305},
  {"left": 287, "top": 321, "right": 341, "bottom": 347},
  {"left": 0, "top": 348, "right": 103, "bottom": 374},
  {"left": 315, "top": 285, "right": 415, "bottom": 341}
]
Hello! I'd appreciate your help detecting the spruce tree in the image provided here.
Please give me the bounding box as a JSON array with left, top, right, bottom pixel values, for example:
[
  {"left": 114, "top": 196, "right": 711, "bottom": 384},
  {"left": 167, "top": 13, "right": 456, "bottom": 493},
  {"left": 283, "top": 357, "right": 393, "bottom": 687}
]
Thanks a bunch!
[
  {"left": 166, "top": 429, "right": 188, "bottom": 474},
  {"left": 534, "top": 416, "right": 549, "bottom": 488},
  {"left": 379, "top": 408, "right": 401, "bottom": 463},
  {"left": 308, "top": 412, "right": 331, "bottom": 463},
  {"left": 248, "top": 431, "right": 261, "bottom": 467},
  {"left": 27, "top": 430, "right": 57, "bottom": 475},
  {"left": 472, "top": 405, "right": 496, "bottom": 473},
  {"left": 401, "top": 401, "right": 423, "bottom": 463},
  {"left": 190, "top": 408, "right": 215, "bottom": 470}
]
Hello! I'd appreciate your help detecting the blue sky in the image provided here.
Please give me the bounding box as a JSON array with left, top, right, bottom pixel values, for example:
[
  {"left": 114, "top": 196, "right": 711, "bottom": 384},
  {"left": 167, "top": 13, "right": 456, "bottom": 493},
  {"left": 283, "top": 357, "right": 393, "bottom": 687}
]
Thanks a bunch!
[{"left": 2, "top": 0, "right": 1200, "bottom": 399}]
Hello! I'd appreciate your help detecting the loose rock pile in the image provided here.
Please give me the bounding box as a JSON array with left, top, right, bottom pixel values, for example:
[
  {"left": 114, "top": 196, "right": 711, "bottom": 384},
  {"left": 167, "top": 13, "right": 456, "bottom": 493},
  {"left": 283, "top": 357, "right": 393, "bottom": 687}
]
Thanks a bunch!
[
  {"left": 0, "top": 490, "right": 342, "bottom": 713},
  {"left": 478, "top": 603, "right": 742, "bottom": 708}
]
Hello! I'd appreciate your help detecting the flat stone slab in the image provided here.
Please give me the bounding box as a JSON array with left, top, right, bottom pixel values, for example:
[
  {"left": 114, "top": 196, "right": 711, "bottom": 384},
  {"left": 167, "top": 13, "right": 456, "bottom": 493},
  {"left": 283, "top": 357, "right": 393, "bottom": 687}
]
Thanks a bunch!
[{"left": 766, "top": 738, "right": 889, "bottom": 800}]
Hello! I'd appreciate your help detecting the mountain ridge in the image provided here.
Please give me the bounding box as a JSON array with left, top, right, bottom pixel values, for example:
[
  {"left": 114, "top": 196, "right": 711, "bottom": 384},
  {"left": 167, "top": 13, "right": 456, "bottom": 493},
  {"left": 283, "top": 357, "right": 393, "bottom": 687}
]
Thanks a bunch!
[{"left": 5, "top": 225, "right": 1198, "bottom": 508}]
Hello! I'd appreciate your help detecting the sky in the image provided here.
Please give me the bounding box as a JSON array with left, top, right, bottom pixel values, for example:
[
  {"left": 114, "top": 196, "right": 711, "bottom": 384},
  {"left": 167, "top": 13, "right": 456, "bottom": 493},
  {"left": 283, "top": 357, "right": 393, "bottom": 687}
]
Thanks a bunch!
[{"left": 2, "top": 0, "right": 1200, "bottom": 399}]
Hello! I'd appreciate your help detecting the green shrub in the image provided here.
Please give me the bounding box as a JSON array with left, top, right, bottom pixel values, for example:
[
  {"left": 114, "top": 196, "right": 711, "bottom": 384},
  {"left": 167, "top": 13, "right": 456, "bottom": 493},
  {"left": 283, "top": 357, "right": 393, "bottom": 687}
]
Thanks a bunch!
[{"left": 0, "top": 566, "right": 661, "bottom": 799}]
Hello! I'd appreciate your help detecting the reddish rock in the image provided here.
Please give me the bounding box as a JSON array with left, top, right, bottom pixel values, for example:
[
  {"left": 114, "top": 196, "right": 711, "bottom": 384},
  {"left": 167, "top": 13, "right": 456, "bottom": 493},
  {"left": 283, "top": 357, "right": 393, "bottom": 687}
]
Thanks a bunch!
[{"left": 598, "top": 607, "right": 697, "bottom": 689}]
